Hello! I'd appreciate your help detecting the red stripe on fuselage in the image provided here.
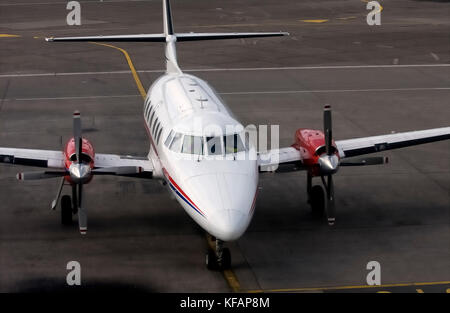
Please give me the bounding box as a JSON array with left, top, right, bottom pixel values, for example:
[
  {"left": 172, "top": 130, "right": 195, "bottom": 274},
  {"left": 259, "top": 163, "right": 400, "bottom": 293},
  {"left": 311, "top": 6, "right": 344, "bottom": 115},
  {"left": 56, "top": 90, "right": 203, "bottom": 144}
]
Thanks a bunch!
[{"left": 163, "top": 168, "right": 205, "bottom": 216}]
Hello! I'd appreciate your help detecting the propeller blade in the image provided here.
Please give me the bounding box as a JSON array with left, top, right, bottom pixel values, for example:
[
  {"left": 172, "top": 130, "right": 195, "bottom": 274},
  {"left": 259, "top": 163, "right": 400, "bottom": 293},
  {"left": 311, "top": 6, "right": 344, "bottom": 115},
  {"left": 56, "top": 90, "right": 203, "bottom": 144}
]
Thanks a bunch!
[
  {"left": 91, "top": 166, "right": 143, "bottom": 176},
  {"left": 51, "top": 176, "right": 66, "bottom": 210},
  {"left": 77, "top": 184, "right": 87, "bottom": 235},
  {"left": 323, "top": 105, "right": 332, "bottom": 155},
  {"left": 340, "top": 156, "right": 388, "bottom": 166},
  {"left": 17, "top": 170, "right": 67, "bottom": 181},
  {"left": 325, "top": 174, "right": 335, "bottom": 226},
  {"left": 73, "top": 111, "right": 82, "bottom": 163}
]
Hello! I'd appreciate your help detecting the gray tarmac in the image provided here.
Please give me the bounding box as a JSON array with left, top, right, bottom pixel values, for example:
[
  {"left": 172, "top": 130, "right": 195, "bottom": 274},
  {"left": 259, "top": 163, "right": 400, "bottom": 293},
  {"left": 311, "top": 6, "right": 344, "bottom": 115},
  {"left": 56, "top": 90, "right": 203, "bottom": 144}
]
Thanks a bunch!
[{"left": 0, "top": 0, "right": 449, "bottom": 292}]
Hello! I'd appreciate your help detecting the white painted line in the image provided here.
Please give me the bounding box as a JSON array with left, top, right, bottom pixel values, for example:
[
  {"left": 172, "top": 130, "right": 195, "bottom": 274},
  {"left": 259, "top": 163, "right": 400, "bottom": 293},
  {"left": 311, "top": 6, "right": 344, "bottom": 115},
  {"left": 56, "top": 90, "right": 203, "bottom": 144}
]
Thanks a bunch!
[
  {"left": 430, "top": 53, "right": 440, "bottom": 61},
  {"left": 0, "top": 64, "right": 449, "bottom": 78},
  {"left": 11, "top": 94, "right": 140, "bottom": 101},
  {"left": 220, "top": 87, "right": 450, "bottom": 95},
  {"left": 6, "top": 87, "right": 449, "bottom": 101}
]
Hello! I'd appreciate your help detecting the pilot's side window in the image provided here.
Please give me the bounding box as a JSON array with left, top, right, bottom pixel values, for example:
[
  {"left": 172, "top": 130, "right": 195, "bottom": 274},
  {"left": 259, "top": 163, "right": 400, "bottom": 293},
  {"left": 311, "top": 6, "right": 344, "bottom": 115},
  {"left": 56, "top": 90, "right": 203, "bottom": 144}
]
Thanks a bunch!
[
  {"left": 169, "top": 133, "right": 183, "bottom": 152},
  {"left": 164, "top": 130, "right": 175, "bottom": 147}
]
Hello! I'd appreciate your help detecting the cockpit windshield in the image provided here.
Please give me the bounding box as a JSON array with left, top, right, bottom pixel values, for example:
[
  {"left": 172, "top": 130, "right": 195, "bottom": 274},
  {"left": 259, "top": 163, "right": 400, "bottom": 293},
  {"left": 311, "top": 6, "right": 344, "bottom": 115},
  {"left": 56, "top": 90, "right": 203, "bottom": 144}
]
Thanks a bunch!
[{"left": 165, "top": 130, "right": 246, "bottom": 156}]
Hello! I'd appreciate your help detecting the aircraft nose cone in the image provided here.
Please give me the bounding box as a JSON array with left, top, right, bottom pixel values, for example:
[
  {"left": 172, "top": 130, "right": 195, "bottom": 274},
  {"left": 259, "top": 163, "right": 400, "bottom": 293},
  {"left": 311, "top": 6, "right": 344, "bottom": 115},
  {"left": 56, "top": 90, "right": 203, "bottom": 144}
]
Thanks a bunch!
[{"left": 210, "top": 209, "right": 247, "bottom": 241}]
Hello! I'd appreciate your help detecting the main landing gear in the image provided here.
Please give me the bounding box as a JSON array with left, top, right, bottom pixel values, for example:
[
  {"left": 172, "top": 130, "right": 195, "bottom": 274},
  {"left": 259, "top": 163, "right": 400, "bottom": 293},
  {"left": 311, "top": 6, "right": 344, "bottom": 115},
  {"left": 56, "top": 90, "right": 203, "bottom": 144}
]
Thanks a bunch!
[
  {"left": 206, "top": 235, "right": 231, "bottom": 270},
  {"left": 307, "top": 173, "right": 326, "bottom": 219},
  {"left": 59, "top": 185, "right": 79, "bottom": 226}
]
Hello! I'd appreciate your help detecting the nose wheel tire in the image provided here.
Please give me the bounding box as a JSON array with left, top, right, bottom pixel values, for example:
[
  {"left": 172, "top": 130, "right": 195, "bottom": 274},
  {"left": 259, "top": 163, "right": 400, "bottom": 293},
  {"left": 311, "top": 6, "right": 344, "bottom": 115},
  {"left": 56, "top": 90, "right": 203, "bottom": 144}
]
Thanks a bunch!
[
  {"left": 61, "top": 195, "right": 73, "bottom": 225},
  {"left": 206, "top": 247, "right": 231, "bottom": 270},
  {"left": 310, "top": 185, "right": 325, "bottom": 218}
]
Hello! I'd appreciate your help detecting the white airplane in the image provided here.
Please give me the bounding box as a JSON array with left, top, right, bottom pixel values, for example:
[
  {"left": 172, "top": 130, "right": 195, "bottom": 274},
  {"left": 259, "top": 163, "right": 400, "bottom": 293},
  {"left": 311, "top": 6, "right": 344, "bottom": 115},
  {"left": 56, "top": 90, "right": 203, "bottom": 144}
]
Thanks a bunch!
[{"left": 1, "top": 0, "right": 449, "bottom": 270}]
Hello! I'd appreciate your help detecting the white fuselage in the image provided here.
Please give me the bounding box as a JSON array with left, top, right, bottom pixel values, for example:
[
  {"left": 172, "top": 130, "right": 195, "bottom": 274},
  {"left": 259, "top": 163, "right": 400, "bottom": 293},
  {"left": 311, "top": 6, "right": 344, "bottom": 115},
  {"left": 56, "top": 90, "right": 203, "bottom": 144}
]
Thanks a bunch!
[{"left": 143, "top": 73, "right": 258, "bottom": 241}]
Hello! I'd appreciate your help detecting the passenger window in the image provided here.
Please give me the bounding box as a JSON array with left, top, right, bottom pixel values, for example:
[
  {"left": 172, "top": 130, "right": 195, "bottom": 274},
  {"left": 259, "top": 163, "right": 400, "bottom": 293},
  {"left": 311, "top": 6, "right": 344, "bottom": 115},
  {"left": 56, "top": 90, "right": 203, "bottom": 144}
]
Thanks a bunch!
[
  {"left": 149, "top": 110, "right": 156, "bottom": 126},
  {"left": 181, "top": 135, "right": 204, "bottom": 155},
  {"left": 164, "top": 130, "right": 174, "bottom": 147},
  {"left": 147, "top": 105, "right": 153, "bottom": 120},
  {"left": 169, "top": 133, "right": 183, "bottom": 152},
  {"left": 157, "top": 128, "right": 163, "bottom": 144},
  {"left": 153, "top": 120, "right": 160, "bottom": 135},
  {"left": 206, "top": 136, "right": 222, "bottom": 155}
]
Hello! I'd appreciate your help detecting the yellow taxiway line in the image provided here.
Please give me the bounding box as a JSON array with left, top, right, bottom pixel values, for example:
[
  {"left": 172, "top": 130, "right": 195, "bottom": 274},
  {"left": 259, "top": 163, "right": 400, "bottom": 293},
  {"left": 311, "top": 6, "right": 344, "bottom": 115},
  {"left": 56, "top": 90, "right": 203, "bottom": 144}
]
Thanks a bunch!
[
  {"left": 206, "top": 235, "right": 241, "bottom": 292},
  {"left": 89, "top": 42, "right": 147, "bottom": 99},
  {"left": 246, "top": 280, "right": 450, "bottom": 293},
  {"left": 0, "top": 34, "right": 21, "bottom": 38},
  {"left": 300, "top": 19, "right": 329, "bottom": 23}
]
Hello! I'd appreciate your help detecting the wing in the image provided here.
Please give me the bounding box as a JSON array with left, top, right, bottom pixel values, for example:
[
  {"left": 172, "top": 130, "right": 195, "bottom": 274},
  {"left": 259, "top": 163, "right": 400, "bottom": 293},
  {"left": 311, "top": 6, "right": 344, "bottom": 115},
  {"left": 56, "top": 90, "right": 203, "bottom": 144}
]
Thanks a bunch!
[
  {"left": 258, "top": 127, "right": 450, "bottom": 172},
  {"left": 94, "top": 153, "right": 153, "bottom": 178},
  {"left": 0, "top": 147, "right": 154, "bottom": 178},
  {"left": 0, "top": 147, "right": 65, "bottom": 168},
  {"left": 258, "top": 146, "right": 304, "bottom": 173},
  {"left": 336, "top": 127, "right": 450, "bottom": 159}
]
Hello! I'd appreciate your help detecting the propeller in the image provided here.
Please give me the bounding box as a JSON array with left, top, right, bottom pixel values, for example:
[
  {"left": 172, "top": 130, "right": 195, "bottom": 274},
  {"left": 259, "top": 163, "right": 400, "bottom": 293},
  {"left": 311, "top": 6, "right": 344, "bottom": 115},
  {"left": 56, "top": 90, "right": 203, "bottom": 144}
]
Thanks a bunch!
[
  {"left": 319, "top": 105, "right": 338, "bottom": 225},
  {"left": 315, "top": 105, "right": 388, "bottom": 226},
  {"left": 73, "top": 110, "right": 82, "bottom": 163},
  {"left": 16, "top": 110, "right": 144, "bottom": 235}
]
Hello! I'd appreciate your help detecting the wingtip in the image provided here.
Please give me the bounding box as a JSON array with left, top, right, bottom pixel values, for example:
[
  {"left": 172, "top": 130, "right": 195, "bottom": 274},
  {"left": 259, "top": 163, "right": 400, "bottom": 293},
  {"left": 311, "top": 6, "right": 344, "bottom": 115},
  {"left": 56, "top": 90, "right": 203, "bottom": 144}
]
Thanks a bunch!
[{"left": 45, "top": 37, "right": 53, "bottom": 42}]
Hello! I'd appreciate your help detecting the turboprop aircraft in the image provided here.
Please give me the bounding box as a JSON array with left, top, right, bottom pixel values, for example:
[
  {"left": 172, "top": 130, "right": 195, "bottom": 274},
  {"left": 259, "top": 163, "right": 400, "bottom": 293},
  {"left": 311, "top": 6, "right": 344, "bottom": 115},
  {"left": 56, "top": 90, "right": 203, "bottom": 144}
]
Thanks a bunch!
[{"left": 0, "top": 0, "right": 449, "bottom": 270}]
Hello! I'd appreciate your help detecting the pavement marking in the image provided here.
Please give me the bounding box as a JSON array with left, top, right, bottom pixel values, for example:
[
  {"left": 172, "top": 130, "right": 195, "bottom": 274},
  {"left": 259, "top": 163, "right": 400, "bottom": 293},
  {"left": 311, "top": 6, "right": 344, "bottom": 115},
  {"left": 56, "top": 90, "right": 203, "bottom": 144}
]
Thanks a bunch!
[
  {"left": 206, "top": 235, "right": 241, "bottom": 292},
  {"left": 11, "top": 95, "right": 140, "bottom": 101},
  {"left": 336, "top": 16, "right": 357, "bottom": 20},
  {"left": 246, "top": 280, "right": 450, "bottom": 293},
  {"left": 0, "top": 0, "right": 152, "bottom": 6},
  {"left": 301, "top": 19, "right": 329, "bottom": 23},
  {"left": 430, "top": 52, "right": 440, "bottom": 61},
  {"left": 89, "top": 42, "right": 147, "bottom": 99},
  {"left": 1, "top": 64, "right": 449, "bottom": 78},
  {"left": 220, "top": 87, "right": 450, "bottom": 95},
  {"left": 0, "top": 34, "right": 21, "bottom": 38},
  {"left": 5, "top": 87, "right": 449, "bottom": 102}
]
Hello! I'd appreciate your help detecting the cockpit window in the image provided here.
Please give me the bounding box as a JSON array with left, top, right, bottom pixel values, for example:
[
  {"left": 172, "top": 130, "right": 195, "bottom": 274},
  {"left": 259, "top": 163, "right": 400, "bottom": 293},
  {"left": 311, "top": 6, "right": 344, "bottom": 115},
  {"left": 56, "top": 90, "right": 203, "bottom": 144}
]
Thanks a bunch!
[
  {"left": 224, "top": 134, "right": 245, "bottom": 154},
  {"left": 164, "top": 130, "right": 174, "bottom": 147},
  {"left": 181, "top": 135, "right": 204, "bottom": 155},
  {"left": 206, "top": 136, "right": 222, "bottom": 155},
  {"left": 167, "top": 131, "right": 246, "bottom": 156},
  {"left": 169, "top": 132, "right": 183, "bottom": 152}
]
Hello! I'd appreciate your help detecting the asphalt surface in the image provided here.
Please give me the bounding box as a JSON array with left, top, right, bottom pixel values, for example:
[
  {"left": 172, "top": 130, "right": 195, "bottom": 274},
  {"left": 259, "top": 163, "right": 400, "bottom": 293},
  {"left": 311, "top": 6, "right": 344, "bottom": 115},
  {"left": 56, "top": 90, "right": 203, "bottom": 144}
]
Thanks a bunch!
[{"left": 0, "top": 0, "right": 449, "bottom": 293}]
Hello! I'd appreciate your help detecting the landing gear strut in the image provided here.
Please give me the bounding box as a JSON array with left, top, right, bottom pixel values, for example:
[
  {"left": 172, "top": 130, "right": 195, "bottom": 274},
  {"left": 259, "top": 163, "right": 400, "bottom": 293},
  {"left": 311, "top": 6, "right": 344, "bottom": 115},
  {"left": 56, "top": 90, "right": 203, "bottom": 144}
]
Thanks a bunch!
[
  {"left": 206, "top": 236, "right": 231, "bottom": 270},
  {"left": 61, "top": 195, "right": 72, "bottom": 225},
  {"left": 307, "top": 173, "right": 325, "bottom": 218}
]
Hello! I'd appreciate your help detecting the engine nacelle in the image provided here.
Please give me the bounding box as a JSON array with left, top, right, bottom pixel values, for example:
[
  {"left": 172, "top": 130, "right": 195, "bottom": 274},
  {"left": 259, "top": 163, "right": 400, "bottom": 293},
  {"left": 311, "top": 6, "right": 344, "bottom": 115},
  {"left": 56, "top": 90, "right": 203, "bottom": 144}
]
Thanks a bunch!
[
  {"left": 292, "top": 128, "right": 339, "bottom": 176},
  {"left": 64, "top": 137, "right": 95, "bottom": 183}
]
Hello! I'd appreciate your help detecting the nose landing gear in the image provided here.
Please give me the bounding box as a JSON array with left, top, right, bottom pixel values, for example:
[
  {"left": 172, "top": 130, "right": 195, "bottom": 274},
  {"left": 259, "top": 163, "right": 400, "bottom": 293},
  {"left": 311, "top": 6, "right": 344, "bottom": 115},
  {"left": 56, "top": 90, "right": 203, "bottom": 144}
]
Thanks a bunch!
[{"left": 206, "top": 235, "right": 231, "bottom": 270}]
